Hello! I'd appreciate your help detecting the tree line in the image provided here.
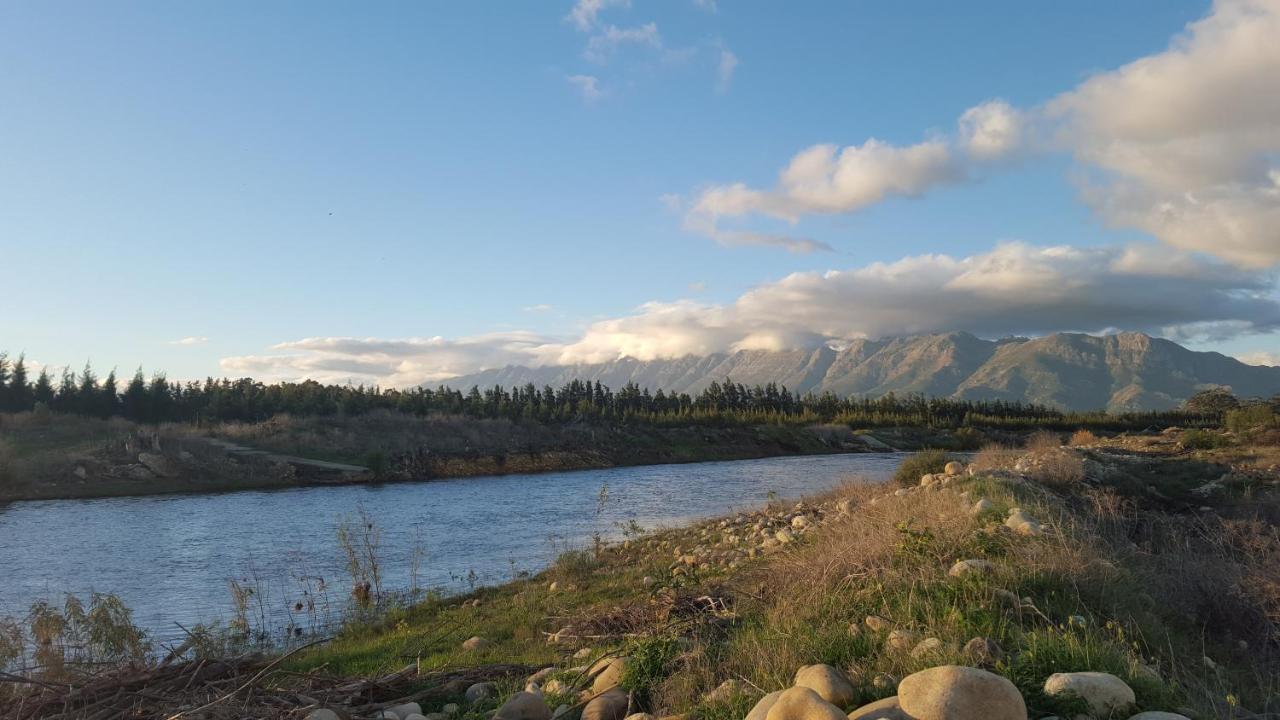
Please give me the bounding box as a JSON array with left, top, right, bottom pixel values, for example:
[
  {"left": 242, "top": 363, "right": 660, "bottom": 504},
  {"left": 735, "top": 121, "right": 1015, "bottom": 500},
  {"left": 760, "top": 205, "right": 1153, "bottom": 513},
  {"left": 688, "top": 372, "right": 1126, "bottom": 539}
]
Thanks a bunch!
[{"left": 0, "top": 351, "right": 1217, "bottom": 430}]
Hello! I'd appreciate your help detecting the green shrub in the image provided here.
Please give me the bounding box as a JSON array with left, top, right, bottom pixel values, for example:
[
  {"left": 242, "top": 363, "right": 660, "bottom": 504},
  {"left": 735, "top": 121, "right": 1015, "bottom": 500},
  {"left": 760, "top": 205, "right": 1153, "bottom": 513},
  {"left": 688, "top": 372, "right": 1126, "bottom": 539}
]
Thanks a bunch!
[
  {"left": 1224, "top": 405, "right": 1278, "bottom": 434},
  {"left": 893, "top": 448, "right": 950, "bottom": 486},
  {"left": 1181, "top": 428, "right": 1232, "bottom": 450},
  {"left": 621, "top": 635, "right": 681, "bottom": 698}
]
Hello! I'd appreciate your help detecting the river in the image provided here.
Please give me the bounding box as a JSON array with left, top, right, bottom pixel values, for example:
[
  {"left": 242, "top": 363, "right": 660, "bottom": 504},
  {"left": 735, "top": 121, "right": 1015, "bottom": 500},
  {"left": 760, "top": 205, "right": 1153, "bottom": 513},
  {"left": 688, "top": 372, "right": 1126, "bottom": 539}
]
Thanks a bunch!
[{"left": 0, "top": 452, "right": 906, "bottom": 645}]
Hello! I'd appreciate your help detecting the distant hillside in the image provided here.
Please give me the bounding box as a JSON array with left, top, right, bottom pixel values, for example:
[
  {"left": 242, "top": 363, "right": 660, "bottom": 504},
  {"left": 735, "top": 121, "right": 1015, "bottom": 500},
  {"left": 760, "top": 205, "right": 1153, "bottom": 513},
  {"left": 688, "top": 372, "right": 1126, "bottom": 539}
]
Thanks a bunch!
[{"left": 441, "top": 332, "right": 1280, "bottom": 412}]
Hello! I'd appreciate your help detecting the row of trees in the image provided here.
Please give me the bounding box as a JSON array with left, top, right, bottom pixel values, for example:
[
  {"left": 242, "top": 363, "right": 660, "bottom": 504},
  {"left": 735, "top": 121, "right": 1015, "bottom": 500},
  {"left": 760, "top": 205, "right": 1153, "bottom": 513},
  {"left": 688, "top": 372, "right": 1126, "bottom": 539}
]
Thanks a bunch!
[{"left": 0, "top": 352, "right": 1216, "bottom": 430}]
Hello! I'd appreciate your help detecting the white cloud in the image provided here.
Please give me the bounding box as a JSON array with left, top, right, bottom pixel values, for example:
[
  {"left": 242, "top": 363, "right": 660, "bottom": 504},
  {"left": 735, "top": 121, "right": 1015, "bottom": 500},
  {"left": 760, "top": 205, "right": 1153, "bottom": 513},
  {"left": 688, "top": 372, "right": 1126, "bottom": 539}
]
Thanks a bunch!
[
  {"left": 223, "top": 241, "right": 1280, "bottom": 386},
  {"left": 584, "top": 23, "right": 661, "bottom": 63},
  {"left": 716, "top": 49, "right": 738, "bottom": 93},
  {"left": 523, "top": 304, "right": 554, "bottom": 312},
  {"left": 1238, "top": 350, "right": 1280, "bottom": 367},
  {"left": 694, "top": 0, "right": 717, "bottom": 11},
  {"left": 683, "top": 1, "right": 1280, "bottom": 265},
  {"left": 567, "top": 74, "right": 604, "bottom": 102},
  {"left": 565, "top": 0, "right": 629, "bottom": 32},
  {"left": 168, "top": 336, "right": 209, "bottom": 346}
]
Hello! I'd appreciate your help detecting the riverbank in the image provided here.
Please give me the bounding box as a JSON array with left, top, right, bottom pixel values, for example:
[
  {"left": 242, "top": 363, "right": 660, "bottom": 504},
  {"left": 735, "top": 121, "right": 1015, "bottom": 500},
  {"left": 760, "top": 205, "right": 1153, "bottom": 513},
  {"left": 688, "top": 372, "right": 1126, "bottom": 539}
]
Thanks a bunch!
[
  {"left": 0, "top": 410, "right": 931, "bottom": 502},
  {"left": 6, "top": 429, "right": 1276, "bottom": 718}
]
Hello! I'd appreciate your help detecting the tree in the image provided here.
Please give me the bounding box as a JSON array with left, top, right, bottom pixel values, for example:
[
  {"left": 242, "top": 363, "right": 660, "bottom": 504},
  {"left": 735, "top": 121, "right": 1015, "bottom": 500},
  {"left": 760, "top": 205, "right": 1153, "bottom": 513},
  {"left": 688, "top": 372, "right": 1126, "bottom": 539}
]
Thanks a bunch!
[
  {"left": 101, "top": 370, "right": 120, "bottom": 418},
  {"left": 32, "top": 369, "right": 54, "bottom": 407},
  {"left": 1183, "top": 387, "right": 1240, "bottom": 415},
  {"left": 77, "top": 362, "right": 99, "bottom": 416},
  {"left": 7, "top": 355, "right": 31, "bottom": 412},
  {"left": 53, "top": 368, "right": 77, "bottom": 413},
  {"left": 121, "top": 369, "right": 148, "bottom": 422}
]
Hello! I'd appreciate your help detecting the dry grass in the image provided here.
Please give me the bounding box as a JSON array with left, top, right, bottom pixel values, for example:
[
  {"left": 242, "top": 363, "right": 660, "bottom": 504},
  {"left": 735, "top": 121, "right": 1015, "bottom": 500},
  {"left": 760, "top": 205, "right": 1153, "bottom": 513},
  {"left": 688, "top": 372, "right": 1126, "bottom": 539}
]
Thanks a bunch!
[
  {"left": 1026, "top": 430, "right": 1063, "bottom": 452},
  {"left": 970, "top": 443, "right": 1020, "bottom": 472},
  {"left": 1068, "top": 429, "right": 1099, "bottom": 446}
]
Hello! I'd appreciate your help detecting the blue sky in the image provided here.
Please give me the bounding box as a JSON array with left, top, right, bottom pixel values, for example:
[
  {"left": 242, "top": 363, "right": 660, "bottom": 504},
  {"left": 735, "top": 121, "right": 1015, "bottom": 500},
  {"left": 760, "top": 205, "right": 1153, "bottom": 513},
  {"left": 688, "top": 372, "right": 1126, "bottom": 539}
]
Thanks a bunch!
[{"left": 3, "top": 0, "right": 1278, "bottom": 385}]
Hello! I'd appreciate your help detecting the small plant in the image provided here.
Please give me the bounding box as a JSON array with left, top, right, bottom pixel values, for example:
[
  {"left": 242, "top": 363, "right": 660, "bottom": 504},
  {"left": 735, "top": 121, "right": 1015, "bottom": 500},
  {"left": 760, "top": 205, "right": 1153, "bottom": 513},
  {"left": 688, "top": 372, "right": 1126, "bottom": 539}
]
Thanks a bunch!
[
  {"left": 337, "top": 504, "right": 384, "bottom": 605},
  {"left": 1225, "top": 405, "right": 1278, "bottom": 434},
  {"left": 1026, "top": 430, "right": 1063, "bottom": 452},
  {"left": 621, "top": 635, "right": 681, "bottom": 699},
  {"left": 972, "top": 443, "right": 1020, "bottom": 471},
  {"left": 893, "top": 448, "right": 950, "bottom": 486},
  {"left": 1182, "top": 428, "right": 1231, "bottom": 450},
  {"left": 1068, "top": 429, "right": 1098, "bottom": 446}
]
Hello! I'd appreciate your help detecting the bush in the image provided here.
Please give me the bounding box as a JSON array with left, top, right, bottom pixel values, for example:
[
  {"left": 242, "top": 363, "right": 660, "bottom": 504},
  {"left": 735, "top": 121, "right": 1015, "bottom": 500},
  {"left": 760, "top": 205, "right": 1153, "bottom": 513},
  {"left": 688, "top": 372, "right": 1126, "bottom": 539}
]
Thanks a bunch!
[
  {"left": 893, "top": 448, "right": 950, "bottom": 486},
  {"left": 1026, "top": 430, "right": 1063, "bottom": 452},
  {"left": 971, "top": 443, "right": 1020, "bottom": 472},
  {"left": 1034, "top": 450, "right": 1086, "bottom": 489},
  {"left": 1068, "top": 429, "right": 1098, "bottom": 446},
  {"left": 1182, "top": 428, "right": 1232, "bottom": 450},
  {"left": 1225, "top": 405, "right": 1278, "bottom": 434}
]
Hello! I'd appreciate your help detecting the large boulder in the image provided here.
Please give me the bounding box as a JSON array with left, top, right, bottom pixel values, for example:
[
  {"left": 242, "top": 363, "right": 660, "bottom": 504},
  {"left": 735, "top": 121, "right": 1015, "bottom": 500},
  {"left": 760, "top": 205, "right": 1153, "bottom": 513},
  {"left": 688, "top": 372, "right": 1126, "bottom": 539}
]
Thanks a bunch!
[
  {"left": 763, "top": 687, "right": 847, "bottom": 720},
  {"left": 846, "top": 696, "right": 910, "bottom": 720},
  {"left": 589, "top": 657, "right": 629, "bottom": 694},
  {"left": 461, "top": 636, "right": 488, "bottom": 651},
  {"left": 385, "top": 704, "right": 423, "bottom": 719},
  {"left": 494, "top": 692, "right": 551, "bottom": 720},
  {"left": 1043, "top": 672, "right": 1135, "bottom": 717},
  {"left": 944, "top": 461, "right": 965, "bottom": 476},
  {"left": 948, "top": 559, "right": 995, "bottom": 579},
  {"left": 897, "top": 665, "right": 1025, "bottom": 720},
  {"left": 137, "top": 452, "right": 176, "bottom": 478},
  {"left": 582, "top": 689, "right": 630, "bottom": 720},
  {"left": 1004, "top": 509, "right": 1043, "bottom": 536},
  {"left": 793, "top": 665, "right": 856, "bottom": 707},
  {"left": 745, "top": 690, "right": 784, "bottom": 720}
]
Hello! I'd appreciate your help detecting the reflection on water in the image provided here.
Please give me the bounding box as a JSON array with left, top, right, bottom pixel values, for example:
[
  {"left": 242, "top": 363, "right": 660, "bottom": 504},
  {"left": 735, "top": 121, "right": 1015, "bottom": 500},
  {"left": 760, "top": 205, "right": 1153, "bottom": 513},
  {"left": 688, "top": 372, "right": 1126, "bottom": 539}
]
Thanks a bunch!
[{"left": 0, "top": 452, "right": 905, "bottom": 643}]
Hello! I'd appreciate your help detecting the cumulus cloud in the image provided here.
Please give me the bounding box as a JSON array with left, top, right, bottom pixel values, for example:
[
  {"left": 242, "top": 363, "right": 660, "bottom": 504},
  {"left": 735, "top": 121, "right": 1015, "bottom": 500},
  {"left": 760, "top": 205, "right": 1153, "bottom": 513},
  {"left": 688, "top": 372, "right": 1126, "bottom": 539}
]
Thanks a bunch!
[
  {"left": 223, "top": 241, "right": 1280, "bottom": 386},
  {"left": 683, "top": 0, "right": 1280, "bottom": 265},
  {"left": 1044, "top": 0, "right": 1280, "bottom": 267},
  {"left": 168, "top": 336, "right": 209, "bottom": 346}
]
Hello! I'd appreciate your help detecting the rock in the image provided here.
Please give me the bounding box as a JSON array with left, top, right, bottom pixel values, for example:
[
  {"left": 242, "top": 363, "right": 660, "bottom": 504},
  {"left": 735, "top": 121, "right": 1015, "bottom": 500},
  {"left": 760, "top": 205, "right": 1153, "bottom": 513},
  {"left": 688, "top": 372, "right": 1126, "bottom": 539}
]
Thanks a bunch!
[
  {"left": 465, "top": 682, "right": 497, "bottom": 704},
  {"left": 405, "top": 715, "right": 430, "bottom": 720},
  {"left": 1005, "top": 509, "right": 1043, "bottom": 536},
  {"left": 306, "top": 711, "right": 340, "bottom": 720},
  {"left": 494, "top": 692, "right": 551, "bottom": 720},
  {"left": 793, "top": 664, "right": 855, "bottom": 707},
  {"left": 544, "top": 678, "right": 569, "bottom": 695},
  {"left": 776, "top": 529, "right": 795, "bottom": 544},
  {"left": 386, "top": 703, "right": 423, "bottom": 719},
  {"left": 549, "top": 582, "right": 559, "bottom": 592},
  {"left": 910, "top": 637, "right": 945, "bottom": 659},
  {"left": 864, "top": 615, "right": 890, "bottom": 632},
  {"left": 745, "top": 690, "right": 784, "bottom": 720},
  {"left": 552, "top": 706, "right": 571, "bottom": 719},
  {"left": 376, "top": 712, "right": 399, "bottom": 720},
  {"left": 762, "top": 687, "right": 847, "bottom": 720},
  {"left": 461, "top": 636, "right": 488, "bottom": 651},
  {"left": 847, "top": 696, "right": 910, "bottom": 720},
  {"left": 1127, "top": 714, "right": 1191, "bottom": 720},
  {"left": 944, "top": 461, "right": 964, "bottom": 476},
  {"left": 705, "top": 679, "right": 742, "bottom": 703},
  {"left": 884, "top": 629, "right": 919, "bottom": 652},
  {"left": 948, "top": 559, "right": 995, "bottom": 578},
  {"left": 589, "top": 656, "right": 628, "bottom": 694},
  {"left": 792, "top": 515, "right": 810, "bottom": 530},
  {"left": 126, "top": 464, "right": 154, "bottom": 481},
  {"left": 897, "top": 665, "right": 1025, "bottom": 720},
  {"left": 528, "top": 667, "right": 558, "bottom": 685},
  {"left": 969, "top": 499, "right": 994, "bottom": 516},
  {"left": 961, "top": 637, "right": 1003, "bottom": 667},
  {"left": 137, "top": 452, "right": 176, "bottom": 478},
  {"left": 836, "top": 499, "right": 856, "bottom": 514},
  {"left": 582, "top": 689, "right": 629, "bottom": 720},
  {"left": 574, "top": 647, "right": 594, "bottom": 659},
  {"left": 73, "top": 465, "right": 88, "bottom": 480},
  {"left": 624, "top": 714, "right": 656, "bottom": 720},
  {"left": 1043, "top": 672, "right": 1135, "bottom": 717}
]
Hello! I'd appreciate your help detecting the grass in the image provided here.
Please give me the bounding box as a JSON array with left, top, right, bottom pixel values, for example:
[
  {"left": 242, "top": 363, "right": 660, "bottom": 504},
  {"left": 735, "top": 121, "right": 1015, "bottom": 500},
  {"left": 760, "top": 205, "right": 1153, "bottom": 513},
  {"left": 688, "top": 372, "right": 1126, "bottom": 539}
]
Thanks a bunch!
[
  {"left": 286, "top": 441, "right": 1279, "bottom": 719},
  {"left": 891, "top": 448, "right": 951, "bottom": 486}
]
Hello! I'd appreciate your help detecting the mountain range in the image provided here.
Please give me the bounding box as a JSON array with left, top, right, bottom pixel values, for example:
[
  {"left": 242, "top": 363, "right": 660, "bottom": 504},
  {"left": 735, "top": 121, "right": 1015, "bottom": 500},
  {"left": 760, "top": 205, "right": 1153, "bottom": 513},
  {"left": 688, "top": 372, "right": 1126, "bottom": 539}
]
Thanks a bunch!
[{"left": 441, "top": 332, "right": 1280, "bottom": 412}]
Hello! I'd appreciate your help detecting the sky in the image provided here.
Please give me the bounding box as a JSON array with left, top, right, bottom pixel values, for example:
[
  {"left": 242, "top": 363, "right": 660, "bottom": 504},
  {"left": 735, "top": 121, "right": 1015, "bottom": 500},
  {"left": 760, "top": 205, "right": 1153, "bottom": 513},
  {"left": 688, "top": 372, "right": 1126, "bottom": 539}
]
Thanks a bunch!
[{"left": 2, "top": 0, "right": 1279, "bottom": 385}]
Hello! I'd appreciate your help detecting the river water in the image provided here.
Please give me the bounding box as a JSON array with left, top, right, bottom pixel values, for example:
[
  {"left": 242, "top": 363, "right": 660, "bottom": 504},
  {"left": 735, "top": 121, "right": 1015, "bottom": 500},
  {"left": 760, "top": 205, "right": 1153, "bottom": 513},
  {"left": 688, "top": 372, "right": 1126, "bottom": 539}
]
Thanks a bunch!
[{"left": 0, "top": 452, "right": 905, "bottom": 645}]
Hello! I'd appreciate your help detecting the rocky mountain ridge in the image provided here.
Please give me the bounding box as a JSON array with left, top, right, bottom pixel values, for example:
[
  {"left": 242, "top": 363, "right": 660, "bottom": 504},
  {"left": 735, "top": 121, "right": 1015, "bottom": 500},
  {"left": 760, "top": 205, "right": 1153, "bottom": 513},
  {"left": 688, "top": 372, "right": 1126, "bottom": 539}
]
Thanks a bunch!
[{"left": 441, "top": 332, "right": 1280, "bottom": 412}]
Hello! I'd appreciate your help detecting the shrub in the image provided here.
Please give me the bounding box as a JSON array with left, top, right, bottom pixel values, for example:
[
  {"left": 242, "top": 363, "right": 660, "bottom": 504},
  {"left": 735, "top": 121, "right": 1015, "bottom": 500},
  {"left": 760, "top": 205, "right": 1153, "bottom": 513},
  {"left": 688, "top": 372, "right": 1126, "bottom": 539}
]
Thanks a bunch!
[
  {"left": 1182, "top": 428, "right": 1232, "bottom": 450},
  {"left": 971, "top": 443, "right": 1020, "bottom": 471},
  {"left": 1068, "top": 429, "right": 1098, "bottom": 446},
  {"left": 1026, "top": 430, "right": 1063, "bottom": 452},
  {"left": 892, "top": 448, "right": 949, "bottom": 486},
  {"left": 1225, "top": 405, "right": 1278, "bottom": 434},
  {"left": 1034, "top": 450, "right": 1086, "bottom": 489}
]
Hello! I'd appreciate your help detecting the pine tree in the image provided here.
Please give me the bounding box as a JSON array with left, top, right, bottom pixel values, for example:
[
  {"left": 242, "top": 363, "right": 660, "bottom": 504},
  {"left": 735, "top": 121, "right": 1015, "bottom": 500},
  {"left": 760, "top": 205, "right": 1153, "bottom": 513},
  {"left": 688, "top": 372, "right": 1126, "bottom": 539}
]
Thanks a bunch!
[
  {"left": 8, "top": 355, "right": 31, "bottom": 412},
  {"left": 77, "top": 362, "right": 99, "bottom": 416},
  {"left": 32, "top": 369, "right": 54, "bottom": 407},
  {"left": 101, "top": 370, "right": 120, "bottom": 418},
  {"left": 122, "top": 369, "right": 148, "bottom": 422}
]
